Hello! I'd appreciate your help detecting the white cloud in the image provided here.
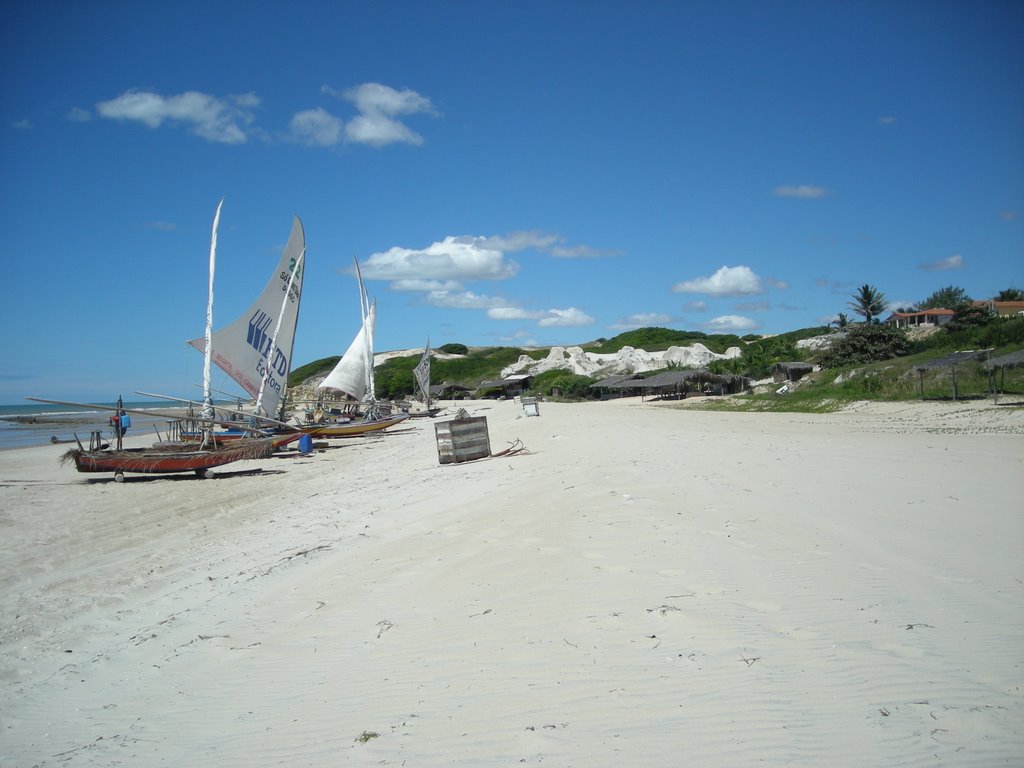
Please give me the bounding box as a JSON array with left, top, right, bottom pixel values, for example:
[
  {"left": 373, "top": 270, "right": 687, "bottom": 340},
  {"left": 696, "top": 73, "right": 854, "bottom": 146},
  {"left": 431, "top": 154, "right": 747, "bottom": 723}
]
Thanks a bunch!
[
  {"left": 773, "top": 185, "right": 828, "bottom": 199},
  {"left": 288, "top": 107, "right": 343, "bottom": 146},
  {"left": 362, "top": 236, "right": 519, "bottom": 282},
  {"left": 918, "top": 254, "right": 963, "bottom": 272},
  {"left": 341, "top": 82, "right": 436, "bottom": 147},
  {"left": 877, "top": 116, "right": 897, "bottom": 125},
  {"left": 480, "top": 231, "right": 615, "bottom": 259},
  {"left": 538, "top": 307, "right": 594, "bottom": 327},
  {"left": 425, "top": 290, "right": 506, "bottom": 309},
  {"left": 705, "top": 315, "right": 758, "bottom": 332},
  {"left": 480, "top": 231, "right": 561, "bottom": 252},
  {"left": 67, "top": 107, "right": 91, "bottom": 122},
  {"left": 345, "top": 82, "right": 435, "bottom": 116},
  {"left": 1001, "top": 210, "right": 1019, "bottom": 221},
  {"left": 346, "top": 113, "right": 423, "bottom": 146},
  {"left": 673, "top": 265, "right": 763, "bottom": 296},
  {"left": 683, "top": 300, "right": 708, "bottom": 312},
  {"left": 488, "top": 307, "right": 545, "bottom": 320},
  {"left": 609, "top": 313, "right": 672, "bottom": 330},
  {"left": 12, "top": 118, "right": 31, "bottom": 129},
  {"left": 489, "top": 306, "right": 594, "bottom": 327},
  {"left": 550, "top": 244, "right": 618, "bottom": 258},
  {"left": 95, "top": 89, "right": 259, "bottom": 144},
  {"left": 390, "top": 279, "right": 462, "bottom": 292}
]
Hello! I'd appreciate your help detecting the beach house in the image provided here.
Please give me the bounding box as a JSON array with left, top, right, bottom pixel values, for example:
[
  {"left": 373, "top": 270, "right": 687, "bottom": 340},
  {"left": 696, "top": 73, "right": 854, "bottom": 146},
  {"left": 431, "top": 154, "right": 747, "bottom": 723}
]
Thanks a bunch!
[{"left": 885, "top": 308, "right": 955, "bottom": 328}]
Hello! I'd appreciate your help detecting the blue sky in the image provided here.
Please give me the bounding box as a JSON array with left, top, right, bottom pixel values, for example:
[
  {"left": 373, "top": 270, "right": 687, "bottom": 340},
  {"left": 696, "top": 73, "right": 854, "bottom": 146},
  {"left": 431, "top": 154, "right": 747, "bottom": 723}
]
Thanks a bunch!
[{"left": 2, "top": 0, "right": 1022, "bottom": 402}]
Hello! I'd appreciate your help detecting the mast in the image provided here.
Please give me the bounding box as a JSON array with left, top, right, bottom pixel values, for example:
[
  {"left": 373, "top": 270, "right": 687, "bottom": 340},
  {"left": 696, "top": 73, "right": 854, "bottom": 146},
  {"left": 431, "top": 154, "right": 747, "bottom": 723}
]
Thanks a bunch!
[
  {"left": 354, "top": 258, "right": 375, "bottom": 402},
  {"left": 278, "top": 218, "right": 306, "bottom": 419},
  {"left": 186, "top": 215, "right": 304, "bottom": 420},
  {"left": 255, "top": 246, "right": 305, "bottom": 417},
  {"left": 202, "top": 199, "right": 224, "bottom": 423}
]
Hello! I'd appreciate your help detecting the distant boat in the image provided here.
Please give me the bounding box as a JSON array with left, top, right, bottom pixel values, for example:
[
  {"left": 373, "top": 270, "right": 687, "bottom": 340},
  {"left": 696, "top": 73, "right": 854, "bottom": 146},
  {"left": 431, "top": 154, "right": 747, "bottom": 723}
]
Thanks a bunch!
[
  {"left": 311, "top": 258, "right": 408, "bottom": 437},
  {"left": 407, "top": 338, "right": 441, "bottom": 417}
]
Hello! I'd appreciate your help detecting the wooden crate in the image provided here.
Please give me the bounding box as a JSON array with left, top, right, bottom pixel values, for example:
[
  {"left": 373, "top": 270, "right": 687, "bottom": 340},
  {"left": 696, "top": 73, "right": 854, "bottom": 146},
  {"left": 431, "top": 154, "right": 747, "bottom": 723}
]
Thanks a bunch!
[{"left": 435, "top": 416, "right": 491, "bottom": 464}]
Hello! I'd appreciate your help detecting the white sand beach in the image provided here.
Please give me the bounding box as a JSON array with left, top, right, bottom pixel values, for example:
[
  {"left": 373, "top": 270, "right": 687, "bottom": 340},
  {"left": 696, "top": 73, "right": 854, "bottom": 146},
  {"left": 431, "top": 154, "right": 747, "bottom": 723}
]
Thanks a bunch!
[{"left": 1, "top": 398, "right": 1022, "bottom": 766}]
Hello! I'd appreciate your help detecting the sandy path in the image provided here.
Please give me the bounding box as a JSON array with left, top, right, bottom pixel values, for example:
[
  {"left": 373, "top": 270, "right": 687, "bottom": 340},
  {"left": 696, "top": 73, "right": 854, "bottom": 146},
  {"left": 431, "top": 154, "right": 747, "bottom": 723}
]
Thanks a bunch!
[{"left": 1, "top": 399, "right": 1021, "bottom": 766}]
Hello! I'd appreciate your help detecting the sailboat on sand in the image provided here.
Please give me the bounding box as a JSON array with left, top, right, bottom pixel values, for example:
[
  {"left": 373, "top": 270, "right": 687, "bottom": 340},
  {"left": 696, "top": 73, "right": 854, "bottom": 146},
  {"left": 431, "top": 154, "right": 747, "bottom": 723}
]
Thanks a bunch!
[
  {"left": 407, "top": 338, "right": 441, "bottom": 417},
  {"left": 40, "top": 201, "right": 291, "bottom": 481},
  {"left": 162, "top": 210, "right": 307, "bottom": 441},
  {"left": 306, "top": 259, "right": 408, "bottom": 438},
  {"left": 187, "top": 213, "right": 306, "bottom": 421}
]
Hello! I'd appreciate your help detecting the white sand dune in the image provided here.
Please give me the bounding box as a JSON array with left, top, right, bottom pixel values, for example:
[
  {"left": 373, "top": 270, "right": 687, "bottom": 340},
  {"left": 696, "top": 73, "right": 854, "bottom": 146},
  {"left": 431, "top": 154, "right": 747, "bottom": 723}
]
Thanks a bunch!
[{"left": 1, "top": 398, "right": 1022, "bottom": 766}]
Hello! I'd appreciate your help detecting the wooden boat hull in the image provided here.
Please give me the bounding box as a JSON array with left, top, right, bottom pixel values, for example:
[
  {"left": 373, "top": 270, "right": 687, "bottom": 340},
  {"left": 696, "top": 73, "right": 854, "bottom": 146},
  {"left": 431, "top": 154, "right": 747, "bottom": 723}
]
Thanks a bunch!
[
  {"left": 179, "top": 431, "right": 303, "bottom": 449},
  {"left": 304, "top": 414, "right": 410, "bottom": 438},
  {"left": 62, "top": 437, "right": 279, "bottom": 477}
]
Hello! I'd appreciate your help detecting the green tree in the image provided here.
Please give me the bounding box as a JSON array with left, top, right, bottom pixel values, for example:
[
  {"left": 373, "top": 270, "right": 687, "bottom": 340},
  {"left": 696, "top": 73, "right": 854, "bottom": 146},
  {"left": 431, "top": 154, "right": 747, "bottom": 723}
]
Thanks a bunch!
[
  {"left": 848, "top": 284, "right": 888, "bottom": 324},
  {"left": 944, "top": 303, "right": 993, "bottom": 333},
  {"left": 917, "top": 285, "right": 971, "bottom": 310},
  {"left": 994, "top": 288, "right": 1024, "bottom": 301},
  {"left": 831, "top": 312, "right": 851, "bottom": 330},
  {"left": 820, "top": 323, "right": 910, "bottom": 368},
  {"left": 374, "top": 365, "right": 415, "bottom": 399},
  {"left": 530, "top": 370, "right": 595, "bottom": 399}
]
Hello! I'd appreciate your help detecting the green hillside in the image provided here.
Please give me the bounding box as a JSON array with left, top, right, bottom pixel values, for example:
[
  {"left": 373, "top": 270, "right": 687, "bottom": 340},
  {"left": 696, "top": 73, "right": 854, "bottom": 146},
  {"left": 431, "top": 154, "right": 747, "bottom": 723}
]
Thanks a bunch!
[{"left": 287, "top": 317, "right": 1024, "bottom": 406}]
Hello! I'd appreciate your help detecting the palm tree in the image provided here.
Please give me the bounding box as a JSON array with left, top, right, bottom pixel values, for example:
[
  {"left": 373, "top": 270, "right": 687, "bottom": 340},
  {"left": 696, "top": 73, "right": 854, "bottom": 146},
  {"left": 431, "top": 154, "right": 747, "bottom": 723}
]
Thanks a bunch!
[
  {"left": 832, "top": 312, "right": 851, "bottom": 330},
  {"left": 848, "top": 284, "right": 888, "bottom": 324}
]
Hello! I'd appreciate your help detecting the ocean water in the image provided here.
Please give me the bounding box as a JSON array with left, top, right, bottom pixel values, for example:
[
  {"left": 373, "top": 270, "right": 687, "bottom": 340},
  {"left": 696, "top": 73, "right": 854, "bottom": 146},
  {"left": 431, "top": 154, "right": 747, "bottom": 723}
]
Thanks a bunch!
[{"left": 0, "top": 401, "right": 231, "bottom": 451}]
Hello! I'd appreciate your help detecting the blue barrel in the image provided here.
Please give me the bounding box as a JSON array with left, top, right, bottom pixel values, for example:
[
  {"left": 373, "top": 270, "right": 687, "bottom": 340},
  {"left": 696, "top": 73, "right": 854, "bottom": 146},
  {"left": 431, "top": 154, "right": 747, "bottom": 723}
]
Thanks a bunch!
[{"left": 298, "top": 433, "right": 313, "bottom": 453}]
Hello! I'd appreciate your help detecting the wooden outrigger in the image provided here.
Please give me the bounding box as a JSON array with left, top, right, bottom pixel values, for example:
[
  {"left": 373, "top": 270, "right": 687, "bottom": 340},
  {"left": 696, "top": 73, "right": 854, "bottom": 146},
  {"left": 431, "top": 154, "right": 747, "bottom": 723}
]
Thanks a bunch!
[
  {"left": 303, "top": 412, "right": 410, "bottom": 438},
  {"left": 61, "top": 437, "right": 279, "bottom": 481}
]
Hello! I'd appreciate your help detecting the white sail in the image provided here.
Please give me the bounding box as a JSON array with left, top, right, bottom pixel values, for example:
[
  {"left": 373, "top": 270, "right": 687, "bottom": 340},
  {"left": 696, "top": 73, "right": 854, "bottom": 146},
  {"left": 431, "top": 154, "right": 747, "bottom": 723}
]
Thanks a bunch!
[
  {"left": 201, "top": 200, "right": 223, "bottom": 421},
  {"left": 318, "top": 258, "right": 379, "bottom": 402},
  {"left": 413, "top": 338, "right": 431, "bottom": 405},
  {"left": 189, "top": 216, "right": 305, "bottom": 419},
  {"left": 254, "top": 246, "right": 305, "bottom": 416},
  {"left": 318, "top": 300, "right": 376, "bottom": 401}
]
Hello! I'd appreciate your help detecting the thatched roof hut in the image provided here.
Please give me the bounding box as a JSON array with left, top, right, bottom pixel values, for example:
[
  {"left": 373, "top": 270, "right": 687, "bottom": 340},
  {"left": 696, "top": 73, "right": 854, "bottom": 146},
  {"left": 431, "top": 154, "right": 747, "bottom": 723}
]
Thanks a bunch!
[
  {"left": 430, "top": 381, "right": 471, "bottom": 399},
  {"left": 476, "top": 375, "right": 533, "bottom": 398},
  {"left": 588, "top": 375, "right": 645, "bottom": 398},
  {"left": 914, "top": 349, "right": 991, "bottom": 400},
  {"left": 984, "top": 349, "right": 1024, "bottom": 402},
  {"left": 985, "top": 349, "right": 1024, "bottom": 370},
  {"left": 772, "top": 362, "right": 814, "bottom": 383},
  {"left": 635, "top": 369, "right": 748, "bottom": 399}
]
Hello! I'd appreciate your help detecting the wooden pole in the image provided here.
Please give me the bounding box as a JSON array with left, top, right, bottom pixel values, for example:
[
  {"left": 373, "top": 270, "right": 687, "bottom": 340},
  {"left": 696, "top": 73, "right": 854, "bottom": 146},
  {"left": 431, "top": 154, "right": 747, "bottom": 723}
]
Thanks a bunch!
[{"left": 116, "top": 395, "right": 124, "bottom": 451}]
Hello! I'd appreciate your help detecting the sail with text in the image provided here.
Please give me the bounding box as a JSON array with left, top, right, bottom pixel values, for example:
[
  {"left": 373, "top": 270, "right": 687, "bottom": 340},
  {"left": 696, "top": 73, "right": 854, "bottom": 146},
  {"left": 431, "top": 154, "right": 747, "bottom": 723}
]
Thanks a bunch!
[{"left": 189, "top": 216, "right": 305, "bottom": 419}]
